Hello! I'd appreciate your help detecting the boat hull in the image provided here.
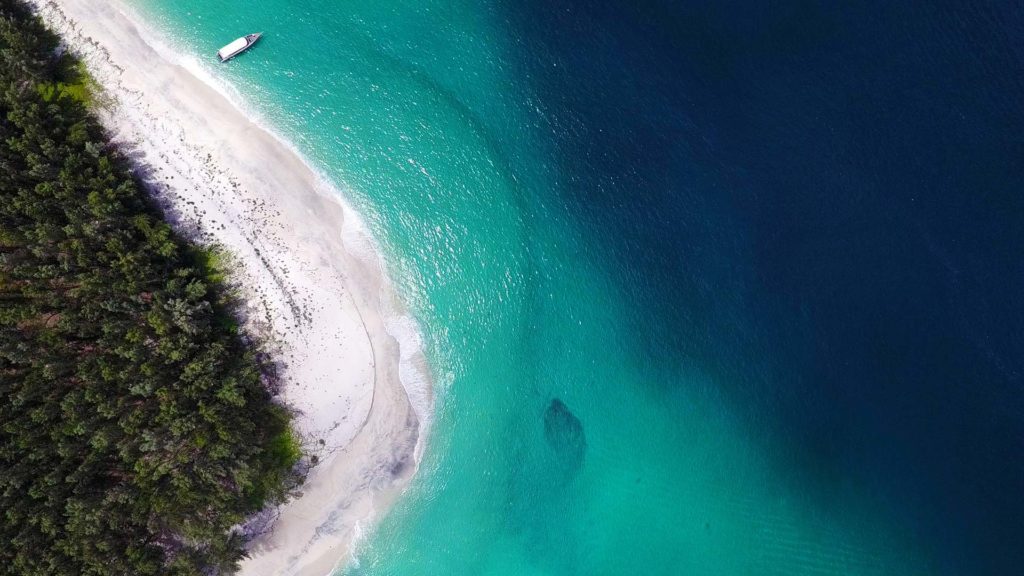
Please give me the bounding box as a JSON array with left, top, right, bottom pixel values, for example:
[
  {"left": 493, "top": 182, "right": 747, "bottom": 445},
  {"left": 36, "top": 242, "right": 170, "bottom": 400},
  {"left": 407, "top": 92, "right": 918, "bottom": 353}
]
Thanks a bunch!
[{"left": 217, "top": 33, "right": 262, "bottom": 62}]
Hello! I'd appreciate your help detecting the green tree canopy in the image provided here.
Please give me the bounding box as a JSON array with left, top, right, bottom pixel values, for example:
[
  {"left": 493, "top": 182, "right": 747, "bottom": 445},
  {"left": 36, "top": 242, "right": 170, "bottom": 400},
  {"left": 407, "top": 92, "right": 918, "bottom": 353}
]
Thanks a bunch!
[{"left": 0, "top": 2, "right": 302, "bottom": 574}]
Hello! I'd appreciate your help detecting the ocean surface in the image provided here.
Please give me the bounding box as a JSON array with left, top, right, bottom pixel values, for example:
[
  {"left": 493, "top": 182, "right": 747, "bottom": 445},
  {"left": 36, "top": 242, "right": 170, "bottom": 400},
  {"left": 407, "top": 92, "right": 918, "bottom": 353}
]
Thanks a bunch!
[{"left": 133, "top": 1, "right": 1023, "bottom": 574}]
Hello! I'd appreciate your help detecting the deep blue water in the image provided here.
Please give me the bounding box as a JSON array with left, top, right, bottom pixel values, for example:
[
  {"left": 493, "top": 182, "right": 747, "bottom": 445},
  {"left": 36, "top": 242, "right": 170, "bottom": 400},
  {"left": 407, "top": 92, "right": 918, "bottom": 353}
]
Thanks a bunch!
[{"left": 504, "top": 1, "right": 1024, "bottom": 573}]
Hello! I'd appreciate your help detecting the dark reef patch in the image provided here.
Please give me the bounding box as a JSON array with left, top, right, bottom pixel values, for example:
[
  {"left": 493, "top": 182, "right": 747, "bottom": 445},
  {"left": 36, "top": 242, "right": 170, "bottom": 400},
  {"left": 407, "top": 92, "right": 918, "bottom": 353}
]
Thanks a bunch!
[{"left": 543, "top": 399, "right": 586, "bottom": 470}]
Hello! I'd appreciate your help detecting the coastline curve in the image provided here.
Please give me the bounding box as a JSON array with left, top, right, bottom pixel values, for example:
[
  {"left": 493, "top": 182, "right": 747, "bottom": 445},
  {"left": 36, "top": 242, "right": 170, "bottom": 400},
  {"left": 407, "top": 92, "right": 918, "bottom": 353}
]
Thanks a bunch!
[{"left": 27, "top": 1, "right": 435, "bottom": 574}]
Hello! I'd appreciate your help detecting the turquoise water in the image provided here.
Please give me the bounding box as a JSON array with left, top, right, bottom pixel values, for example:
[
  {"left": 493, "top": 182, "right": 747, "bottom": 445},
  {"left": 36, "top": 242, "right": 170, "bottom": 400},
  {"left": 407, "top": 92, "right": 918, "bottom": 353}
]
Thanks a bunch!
[{"left": 130, "top": 1, "right": 1024, "bottom": 574}]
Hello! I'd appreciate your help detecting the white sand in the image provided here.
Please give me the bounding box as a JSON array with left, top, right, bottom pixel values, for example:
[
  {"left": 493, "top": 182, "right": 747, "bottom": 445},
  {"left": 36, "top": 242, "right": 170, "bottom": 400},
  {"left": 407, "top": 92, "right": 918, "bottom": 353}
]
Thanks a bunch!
[{"left": 28, "top": 1, "right": 431, "bottom": 574}]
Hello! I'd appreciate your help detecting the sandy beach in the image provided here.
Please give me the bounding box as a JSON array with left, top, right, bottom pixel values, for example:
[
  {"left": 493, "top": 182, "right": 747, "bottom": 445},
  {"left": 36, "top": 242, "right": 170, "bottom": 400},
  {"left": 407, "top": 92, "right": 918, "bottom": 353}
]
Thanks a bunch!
[{"left": 28, "top": 1, "right": 430, "bottom": 574}]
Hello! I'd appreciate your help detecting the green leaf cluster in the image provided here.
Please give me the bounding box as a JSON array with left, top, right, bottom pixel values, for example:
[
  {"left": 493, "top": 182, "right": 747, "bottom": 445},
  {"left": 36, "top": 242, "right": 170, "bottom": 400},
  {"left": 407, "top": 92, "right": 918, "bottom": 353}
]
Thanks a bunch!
[{"left": 0, "top": 2, "right": 302, "bottom": 574}]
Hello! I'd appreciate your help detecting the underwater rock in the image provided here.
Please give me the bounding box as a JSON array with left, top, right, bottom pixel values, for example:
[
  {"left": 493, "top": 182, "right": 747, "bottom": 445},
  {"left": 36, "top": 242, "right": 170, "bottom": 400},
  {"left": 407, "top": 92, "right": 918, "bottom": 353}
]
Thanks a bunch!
[{"left": 543, "top": 398, "right": 586, "bottom": 470}]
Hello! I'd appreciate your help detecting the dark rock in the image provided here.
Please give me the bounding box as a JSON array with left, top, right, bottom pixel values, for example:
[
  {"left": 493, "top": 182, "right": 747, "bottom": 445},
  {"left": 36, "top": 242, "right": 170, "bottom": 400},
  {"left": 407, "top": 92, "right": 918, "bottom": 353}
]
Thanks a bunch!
[{"left": 543, "top": 398, "right": 586, "bottom": 470}]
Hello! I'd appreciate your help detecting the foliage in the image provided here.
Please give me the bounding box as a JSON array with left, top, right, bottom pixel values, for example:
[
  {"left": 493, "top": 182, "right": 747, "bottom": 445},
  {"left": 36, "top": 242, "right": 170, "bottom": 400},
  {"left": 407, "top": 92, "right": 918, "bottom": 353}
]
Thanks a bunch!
[{"left": 0, "top": 2, "right": 301, "bottom": 574}]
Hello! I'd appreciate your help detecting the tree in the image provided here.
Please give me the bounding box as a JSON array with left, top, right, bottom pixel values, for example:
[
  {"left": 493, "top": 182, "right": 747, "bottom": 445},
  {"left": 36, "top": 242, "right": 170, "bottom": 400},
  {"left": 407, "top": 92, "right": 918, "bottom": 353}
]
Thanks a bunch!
[{"left": 0, "top": 2, "right": 303, "bottom": 574}]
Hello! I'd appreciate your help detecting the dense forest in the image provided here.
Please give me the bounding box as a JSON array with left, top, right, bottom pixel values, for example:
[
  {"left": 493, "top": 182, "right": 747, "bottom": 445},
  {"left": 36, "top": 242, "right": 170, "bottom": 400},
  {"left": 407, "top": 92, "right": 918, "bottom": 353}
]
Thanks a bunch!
[{"left": 0, "top": 2, "right": 301, "bottom": 574}]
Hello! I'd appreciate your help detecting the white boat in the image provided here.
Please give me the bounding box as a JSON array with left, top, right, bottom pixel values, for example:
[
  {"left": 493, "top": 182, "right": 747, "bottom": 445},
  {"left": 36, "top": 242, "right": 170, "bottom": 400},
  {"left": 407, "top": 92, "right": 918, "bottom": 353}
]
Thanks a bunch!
[{"left": 217, "top": 33, "right": 262, "bottom": 62}]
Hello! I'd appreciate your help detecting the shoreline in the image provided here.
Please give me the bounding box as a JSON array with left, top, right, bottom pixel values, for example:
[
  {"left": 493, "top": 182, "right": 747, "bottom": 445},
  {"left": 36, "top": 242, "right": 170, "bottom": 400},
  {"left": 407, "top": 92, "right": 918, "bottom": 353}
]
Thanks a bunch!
[{"left": 29, "top": 1, "right": 432, "bottom": 574}]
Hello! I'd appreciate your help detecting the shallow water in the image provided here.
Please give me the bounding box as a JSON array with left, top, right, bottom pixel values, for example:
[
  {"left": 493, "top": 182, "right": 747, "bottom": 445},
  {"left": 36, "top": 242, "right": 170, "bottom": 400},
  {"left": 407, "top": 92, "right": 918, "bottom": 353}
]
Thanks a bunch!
[{"left": 136, "top": 1, "right": 1023, "bottom": 574}]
